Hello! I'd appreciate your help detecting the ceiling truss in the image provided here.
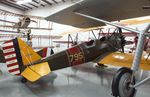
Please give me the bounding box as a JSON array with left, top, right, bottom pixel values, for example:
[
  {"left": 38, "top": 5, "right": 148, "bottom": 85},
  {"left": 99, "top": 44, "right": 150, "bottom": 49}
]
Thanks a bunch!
[{"left": 0, "top": 0, "right": 68, "bottom": 11}]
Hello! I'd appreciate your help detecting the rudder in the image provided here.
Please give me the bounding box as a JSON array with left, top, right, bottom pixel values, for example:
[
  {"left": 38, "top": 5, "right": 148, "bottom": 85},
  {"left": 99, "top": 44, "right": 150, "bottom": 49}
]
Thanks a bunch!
[{"left": 2, "top": 38, "right": 41, "bottom": 75}]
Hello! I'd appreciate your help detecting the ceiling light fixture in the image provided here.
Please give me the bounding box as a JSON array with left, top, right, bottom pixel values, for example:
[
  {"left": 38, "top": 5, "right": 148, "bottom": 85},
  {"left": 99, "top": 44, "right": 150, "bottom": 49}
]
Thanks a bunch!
[{"left": 17, "top": 0, "right": 32, "bottom": 4}]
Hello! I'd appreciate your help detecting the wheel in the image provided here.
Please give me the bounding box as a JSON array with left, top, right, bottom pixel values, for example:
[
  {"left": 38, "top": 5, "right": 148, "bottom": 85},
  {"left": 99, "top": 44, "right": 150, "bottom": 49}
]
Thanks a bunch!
[
  {"left": 112, "top": 67, "right": 136, "bottom": 97},
  {"left": 21, "top": 77, "right": 27, "bottom": 83}
]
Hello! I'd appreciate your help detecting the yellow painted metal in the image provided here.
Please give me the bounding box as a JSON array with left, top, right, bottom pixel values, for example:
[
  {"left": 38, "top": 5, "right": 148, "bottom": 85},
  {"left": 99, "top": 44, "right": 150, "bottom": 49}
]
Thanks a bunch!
[
  {"left": 21, "top": 67, "right": 40, "bottom": 82},
  {"left": 120, "top": 18, "right": 150, "bottom": 25},
  {"left": 60, "top": 26, "right": 104, "bottom": 35},
  {"left": 21, "top": 62, "right": 51, "bottom": 82},
  {"left": 17, "top": 38, "right": 41, "bottom": 65},
  {"left": 99, "top": 52, "right": 150, "bottom": 70}
]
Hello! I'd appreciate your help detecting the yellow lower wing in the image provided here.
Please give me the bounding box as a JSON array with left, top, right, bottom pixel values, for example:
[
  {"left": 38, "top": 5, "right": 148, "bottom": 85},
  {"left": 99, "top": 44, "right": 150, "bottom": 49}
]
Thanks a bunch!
[
  {"left": 21, "top": 62, "right": 51, "bottom": 82},
  {"left": 99, "top": 52, "right": 150, "bottom": 70}
]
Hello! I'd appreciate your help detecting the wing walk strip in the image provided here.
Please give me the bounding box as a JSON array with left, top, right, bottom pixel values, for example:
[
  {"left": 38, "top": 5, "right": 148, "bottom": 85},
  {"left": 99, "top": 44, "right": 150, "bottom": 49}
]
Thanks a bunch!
[{"left": 2, "top": 40, "right": 20, "bottom": 75}]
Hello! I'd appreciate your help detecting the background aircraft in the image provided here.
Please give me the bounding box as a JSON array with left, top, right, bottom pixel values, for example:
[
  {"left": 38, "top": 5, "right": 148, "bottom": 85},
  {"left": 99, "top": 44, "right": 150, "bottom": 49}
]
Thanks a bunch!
[
  {"left": 73, "top": 12, "right": 150, "bottom": 97},
  {"left": 0, "top": 17, "right": 52, "bottom": 33}
]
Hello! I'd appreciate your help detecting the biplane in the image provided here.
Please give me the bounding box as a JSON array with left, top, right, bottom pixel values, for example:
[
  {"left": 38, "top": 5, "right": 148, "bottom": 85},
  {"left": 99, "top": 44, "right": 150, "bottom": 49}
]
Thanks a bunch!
[
  {"left": 73, "top": 12, "right": 150, "bottom": 97},
  {"left": 0, "top": 17, "right": 52, "bottom": 33},
  {"left": 45, "top": 0, "right": 150, "bottom": 97},
  {"left": 1, "top": 31, "right": 124, "bottom": 82},
  {"left": 0, "top": 0, "right": 150, "bottom": 97}
]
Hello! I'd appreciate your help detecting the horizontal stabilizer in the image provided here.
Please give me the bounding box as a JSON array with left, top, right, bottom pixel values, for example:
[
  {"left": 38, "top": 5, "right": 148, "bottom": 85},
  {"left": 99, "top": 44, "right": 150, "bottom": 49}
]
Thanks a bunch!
[{"left": 21, "top": 62, "right": 51, "bottom": 82}]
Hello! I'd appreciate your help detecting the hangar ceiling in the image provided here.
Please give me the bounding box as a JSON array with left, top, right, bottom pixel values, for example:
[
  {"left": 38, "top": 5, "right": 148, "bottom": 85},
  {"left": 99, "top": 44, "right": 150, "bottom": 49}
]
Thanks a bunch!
[{"left": 0, "top": 0, "right": 66, "bottom": 11}]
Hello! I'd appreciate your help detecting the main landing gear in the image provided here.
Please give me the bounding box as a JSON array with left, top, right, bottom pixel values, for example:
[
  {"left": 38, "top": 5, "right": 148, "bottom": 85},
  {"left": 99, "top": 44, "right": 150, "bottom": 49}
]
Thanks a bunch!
[{"left": 112, "top": 67, "right": 136, "bottom": 97}]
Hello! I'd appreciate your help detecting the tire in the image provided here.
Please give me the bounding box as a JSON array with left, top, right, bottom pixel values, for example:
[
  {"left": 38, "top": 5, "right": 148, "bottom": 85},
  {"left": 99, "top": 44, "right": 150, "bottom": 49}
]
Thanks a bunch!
[{"left": 112, "top": 67, "right": 136, "bottom": 97}]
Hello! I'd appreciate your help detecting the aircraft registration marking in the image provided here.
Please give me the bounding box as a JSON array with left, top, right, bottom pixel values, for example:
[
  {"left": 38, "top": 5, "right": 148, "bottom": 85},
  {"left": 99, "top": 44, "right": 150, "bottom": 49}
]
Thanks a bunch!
[{"left": 66, "top": 46, "right": 85, "bottom": 66}]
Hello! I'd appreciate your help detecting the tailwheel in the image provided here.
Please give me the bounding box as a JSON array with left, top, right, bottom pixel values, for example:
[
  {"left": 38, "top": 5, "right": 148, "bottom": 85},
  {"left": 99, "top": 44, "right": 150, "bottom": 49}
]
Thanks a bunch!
[
  {"left": 21, "top": 77, "right": 27, "bottom": 83},
  {"left": 112, "top": 67, "right": 136, "bottom": 97}
]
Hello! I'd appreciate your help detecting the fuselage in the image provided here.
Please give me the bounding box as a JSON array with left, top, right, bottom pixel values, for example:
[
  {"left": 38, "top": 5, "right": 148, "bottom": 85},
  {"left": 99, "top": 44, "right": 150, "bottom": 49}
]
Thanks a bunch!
[{"left": 39, "top": 35, "right": 121, "bottom": 71}]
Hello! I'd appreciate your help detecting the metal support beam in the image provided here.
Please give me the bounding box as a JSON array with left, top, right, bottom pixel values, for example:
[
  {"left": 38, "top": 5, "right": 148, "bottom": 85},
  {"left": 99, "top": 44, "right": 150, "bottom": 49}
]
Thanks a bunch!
[
  {"left": 1, "top": 1, "right": 27, "bottom": 11},
  {"left": 0, "top": 19, "right": 16, "bottom": 24},
  {"left": 42, "top": 0, "right": 52, "bottom": 5},
  {"left": 0, "top": 9, "right": 45, "bottom": 19},
  {"left": 0, "top": 34, "right": 62, "bottom": 39},
  {"left": 21, "top": 4, "right": 32, "bottom": 9},
  {"left": 91, "top": 30, "right": 97, "bottom": 39},
  {"left": 143, "top": 6, "right": 150, "bottom": 9},
  {"left": 62, "top": 0, "right": 65, "bottom": 2},
  {"left": 0, "top": 30, "right": 17, "bottom": 33},
  {"left": 133, "top": 76, "right": 150, "bottom": 88},
  {"left": 75, "top": 12, "right": 141, "bottom": 34},
  {"left": 131, "top": 24, "right": 150, "bottom": 71},
  {"left": 52, "top": 0, "right": 58, "bottom": 4},
  {"left": 28, "top": 3, "right": 38, "bottom": 8},
  {"left": 0, "top": 25, "right": 53, "bottom": 30},
  {"left": 41, "top": 4, "right": 45, "bottom": 7},
  {"left": 32, "top": 0, "right": 39, "bottom": 4}
]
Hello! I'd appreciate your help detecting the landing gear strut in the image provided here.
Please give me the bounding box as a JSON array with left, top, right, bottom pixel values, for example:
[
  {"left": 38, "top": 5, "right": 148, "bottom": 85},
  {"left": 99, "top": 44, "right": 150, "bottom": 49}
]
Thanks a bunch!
[{"left": 112, "top": 67, "right": 136, "bottom": 97}]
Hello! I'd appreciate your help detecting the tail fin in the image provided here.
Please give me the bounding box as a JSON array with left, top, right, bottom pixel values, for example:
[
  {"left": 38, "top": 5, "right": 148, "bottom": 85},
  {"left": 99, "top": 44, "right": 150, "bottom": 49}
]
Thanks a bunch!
[{"left": 2, "top": 38, "right": 41, "bottom": 75}]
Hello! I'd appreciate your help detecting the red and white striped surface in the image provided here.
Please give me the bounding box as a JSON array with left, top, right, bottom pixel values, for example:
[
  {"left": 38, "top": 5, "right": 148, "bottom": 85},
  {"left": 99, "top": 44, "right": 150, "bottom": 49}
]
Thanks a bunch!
[{"left": 2, "top": 40, "right": 20, "bottom": 75}]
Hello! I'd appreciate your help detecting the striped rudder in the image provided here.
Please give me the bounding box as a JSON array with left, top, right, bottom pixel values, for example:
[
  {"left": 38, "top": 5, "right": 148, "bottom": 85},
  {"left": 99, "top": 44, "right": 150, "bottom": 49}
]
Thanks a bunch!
[
  {"left": 2, "top": 39, "right": 23, "bottom": 75},
  {"left": 2, "top": 38, "right": 42, "bottom": 76}
]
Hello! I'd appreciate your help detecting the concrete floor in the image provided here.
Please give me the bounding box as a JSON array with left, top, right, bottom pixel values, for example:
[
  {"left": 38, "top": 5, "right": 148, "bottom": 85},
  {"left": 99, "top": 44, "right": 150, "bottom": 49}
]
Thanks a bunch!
[{"left": 0, "top": 63, "right": 150, "bottom": 97}]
